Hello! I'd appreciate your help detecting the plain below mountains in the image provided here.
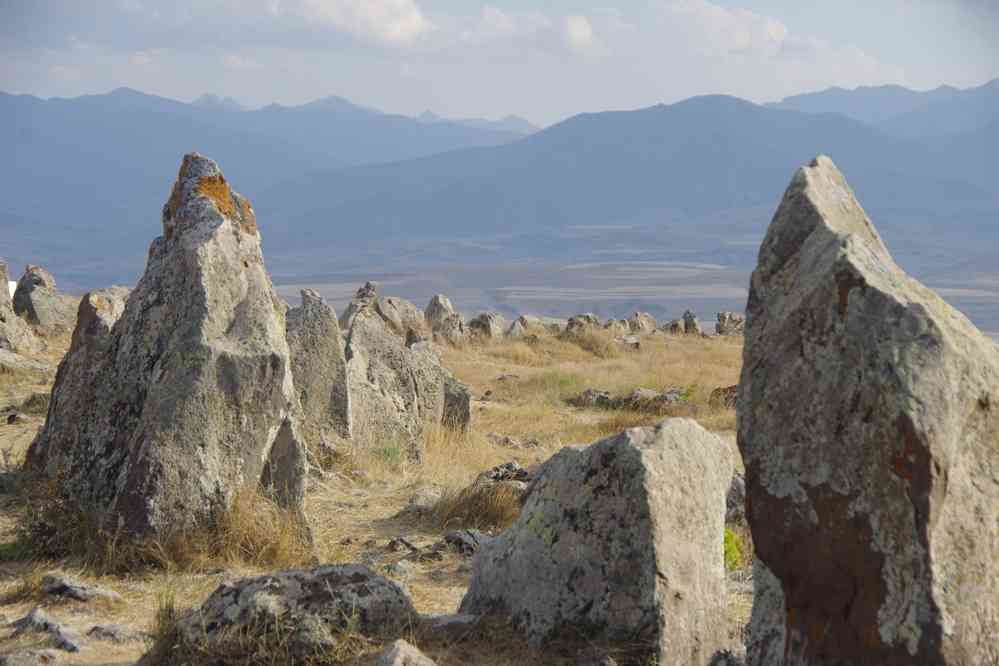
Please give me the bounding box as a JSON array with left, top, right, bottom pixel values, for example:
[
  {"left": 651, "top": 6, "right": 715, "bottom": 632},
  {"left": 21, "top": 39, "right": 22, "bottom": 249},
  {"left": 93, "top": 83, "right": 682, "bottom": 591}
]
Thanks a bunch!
[{"left": 2, "top": 81, "right": 996, "bottom": 331}]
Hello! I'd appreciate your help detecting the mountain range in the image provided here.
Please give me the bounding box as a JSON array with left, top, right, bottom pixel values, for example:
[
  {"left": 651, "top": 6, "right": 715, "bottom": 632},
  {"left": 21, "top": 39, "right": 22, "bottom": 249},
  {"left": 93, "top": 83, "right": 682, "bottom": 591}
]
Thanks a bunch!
[{"left": 1, "top": 80, "right": 996, "bottom": 332}]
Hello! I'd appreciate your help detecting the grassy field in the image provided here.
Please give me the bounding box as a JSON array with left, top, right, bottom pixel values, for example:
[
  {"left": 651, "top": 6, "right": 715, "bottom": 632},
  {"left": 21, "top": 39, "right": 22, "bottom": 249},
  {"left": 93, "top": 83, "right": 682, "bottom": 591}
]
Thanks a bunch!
[{"left": 0, "top": 328, "right": 746, "bottom": 664}]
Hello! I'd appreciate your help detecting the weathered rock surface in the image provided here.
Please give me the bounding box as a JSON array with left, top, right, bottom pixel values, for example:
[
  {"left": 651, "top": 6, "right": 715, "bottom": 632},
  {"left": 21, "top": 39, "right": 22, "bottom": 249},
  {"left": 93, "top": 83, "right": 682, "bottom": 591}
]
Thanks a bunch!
[
  {"left": 566, "top": 312, "right": 600, "bottom": 333},
  {"left": 715, "top": 311, "right": 745, "bottom": 336},
  {"left": 377, "top": 296, "right": 426, "bottom": 336},
  {"left": 739, "top": 155, "right": 999, "bottom": 664},
  {"left": 682, "top": 310, "right": 701, "bottom": 335},
  {"left": 41, "top": 574, "right": 121, "bottom": 603},
  {"left": 25, "top": 154, "right": 307, "bottom": 538},
  {"left": 377, "top": 639, "right": 437, "bottom": 666},
  {"left": 176, "top": 565, "right": 417, "bottom": 657},
  {"left": 339, "top": 280, "right": 379, "bottom": 330},
  {"left": 460, "top": 419, "right": 732, "bottom": 661},
  {"left": 628, "top": 311, "right": 657, "bottom": 333},
  {"left": 424, "top": 294, "right": 466, "bottom": 345},
  {"left": 11, "top": 608, "right": 83, "bottom": 652},
  {"left": 12, "top": 265, "right": 77, "bottom": 336},
  {"left": 286, "top": 289, "right": 351, "bottom": 457},
  {"left": 725, "top": 472, "right": 746, "bottom": 525},
  {"left": 0, "top": 349, "right": 50, "bottom": 376},
  {"left": 0, "top": 260, "right": 41, "bottom": 354},
  {"left": 468, "top": 312, "right": 507, "bottom": 340}
]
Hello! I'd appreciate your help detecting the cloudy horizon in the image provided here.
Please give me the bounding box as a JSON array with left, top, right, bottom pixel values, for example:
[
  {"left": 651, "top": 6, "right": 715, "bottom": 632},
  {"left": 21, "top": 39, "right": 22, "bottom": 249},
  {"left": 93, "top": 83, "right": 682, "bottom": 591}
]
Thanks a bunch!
[{"left": 2, "top": 1, "right": 997, "bottom": 125}]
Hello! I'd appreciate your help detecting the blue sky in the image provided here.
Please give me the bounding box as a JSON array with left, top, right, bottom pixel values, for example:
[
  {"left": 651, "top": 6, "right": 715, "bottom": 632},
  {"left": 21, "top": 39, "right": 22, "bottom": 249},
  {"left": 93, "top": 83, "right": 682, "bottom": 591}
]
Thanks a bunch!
[{"left": 1, "top": 1, "right": 996, "bottom": 124}]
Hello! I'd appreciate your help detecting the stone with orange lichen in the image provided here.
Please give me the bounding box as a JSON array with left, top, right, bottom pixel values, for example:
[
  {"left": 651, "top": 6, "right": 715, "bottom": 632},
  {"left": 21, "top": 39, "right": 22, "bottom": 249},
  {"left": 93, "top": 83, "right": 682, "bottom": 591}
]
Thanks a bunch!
[{"left": 26, "top": 153, "right": 307, "bottom": 539}]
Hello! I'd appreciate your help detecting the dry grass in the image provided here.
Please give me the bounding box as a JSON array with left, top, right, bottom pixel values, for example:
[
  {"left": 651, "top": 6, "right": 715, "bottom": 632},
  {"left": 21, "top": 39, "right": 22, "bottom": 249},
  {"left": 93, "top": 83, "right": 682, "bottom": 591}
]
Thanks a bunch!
[
  {"left": 431, "top": 482, "right": 523, "bottom": 532},
  {"left": 0, "top": 326, "right": 745, "bottom": 665}
]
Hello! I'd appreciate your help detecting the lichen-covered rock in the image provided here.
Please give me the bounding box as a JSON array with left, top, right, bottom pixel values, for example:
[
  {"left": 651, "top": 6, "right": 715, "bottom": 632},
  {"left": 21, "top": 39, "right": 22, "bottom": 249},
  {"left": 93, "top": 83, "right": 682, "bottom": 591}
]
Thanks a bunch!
[
  {"left": 739, "top": 155, "right": 999, "bottom": 664},
  {"left": 443, "top": 374, "right": 471, "bottom": 430},
  {"left": 25, "top": 154, "right": 307, "bottom": 538},
  {"left": 745, "top": 559, "right": 785, "bottom": 666},
  {"left": 681, "top": 310, "right": 701, "bottom": 335},
  {"left": 12, "top": 265, "right": 77, "bottom": 336},
  {"left": 176, "top": 565, "right": 417, "bottom": 657},
  {"left": 566, "top": 312, "right": 600, "bottom": 333},
  {"left": 339, "top": 281, "right": 379, "bottom": 330},
  {"left": 725, "top": 472, "right": 746, "bottom": 525},
  {"left": 468, "top": 312, "right": 507, "bottom": 340},
  {"left": 628, "top": 311, "right": 657, "bottom": 333},
  {"left": 714, "top": 311, "right": 745, "bottom": 336},
  {"left": 0, "top": 259, "right": 41, "bottom": 354},
  {"left": 377, "top": 639, "right": 437, "bottom": 666},
  {"left": 377, "top": 296, "right": 427, "bottom": 336},
  {"left": 460, "top": 419, "right": 732, "bottom": 662},
  {"left": 424, "top": 294, "right": 466, "bottom": 345},
  {"left": 286, "top": 289, "right": 351, "bottom": 456}
]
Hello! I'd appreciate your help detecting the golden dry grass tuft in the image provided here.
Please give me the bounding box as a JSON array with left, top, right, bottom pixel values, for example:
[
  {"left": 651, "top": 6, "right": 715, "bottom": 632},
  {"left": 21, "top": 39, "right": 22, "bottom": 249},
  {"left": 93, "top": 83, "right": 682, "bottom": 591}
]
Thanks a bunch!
[{"left": 431, "top": 482, "right": 523, "bottom": 532}]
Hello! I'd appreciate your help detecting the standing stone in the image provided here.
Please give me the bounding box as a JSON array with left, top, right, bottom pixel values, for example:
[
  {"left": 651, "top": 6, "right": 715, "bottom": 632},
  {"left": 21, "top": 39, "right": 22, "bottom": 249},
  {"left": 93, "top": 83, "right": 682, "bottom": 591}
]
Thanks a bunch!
[
  {"left": 377, "top": 296, "right": 427, "bottom": 337},
  {"left": 0, "top": 259, "right": 41, "bottom": 354},
  {"left": 681, "top": 311, "right": 701, "bottom": 336},
  {"left": 25, "top": 153, "right": 307, "bottom": 538},
  {"left": 468, "top": 312, "right": 508, "bottom": 340},
  {"left": 460, "top": 419, "right": 732, "bottom": 662},
  {"left": 339, "top": 281, "right": 379, "bottom": 331},
  {"left": 12, "top": 265, "right": 77, "bottom": 336},
  {"left": 666, "top": 320, "right": 683, "bottom": 335},
  {"left": 714, "top": 312, "right": 745, "bottom": 336},
  {"left": 739, "top": 156, "right": 999, "bottom": 664},
  {"left": 286, "top": 289, "right": 351, "bottom": 458},
  {"left": 628, "top": 311, "right": 657, "bottom": 334},
  {"left": 424, "top": 294, "right": 466, "bottom": 345}
]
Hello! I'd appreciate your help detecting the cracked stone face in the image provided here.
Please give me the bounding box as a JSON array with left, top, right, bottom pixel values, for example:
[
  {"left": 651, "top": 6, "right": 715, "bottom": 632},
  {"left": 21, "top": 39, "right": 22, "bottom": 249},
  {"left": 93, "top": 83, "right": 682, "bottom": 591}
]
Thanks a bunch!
[{"left": 738, "top": 155, "right": 999, "bottom": 665}]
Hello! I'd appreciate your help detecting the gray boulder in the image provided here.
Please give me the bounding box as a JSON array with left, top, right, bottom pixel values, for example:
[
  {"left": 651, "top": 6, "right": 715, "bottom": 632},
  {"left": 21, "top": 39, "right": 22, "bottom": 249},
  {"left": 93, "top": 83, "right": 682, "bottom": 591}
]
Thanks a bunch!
[
  {"left": 286, "top": 289, "right": 351, "bottom": 458},
  {"left": 377, "top": 296, "right": 427, "bottom": 336},
  {"left": 628, "top": 311, "right": 657, "bottom": 333},
  {"left": 377, "top": 639, "right": 437, "bottom": 666},
  {"left": 566, "top": 312, "right": 600, "bottom": 332},
  {"left": 176, "top": 565, "right": 417, "bottom": 658},
  {"left": 11, "top": 608, "right": 83, "bottom": 652},
  {"left": 424, "top": 294, "right": 466, "bottom": 345},
  {"left": 0, "top": 259, "right": 41, "bottom": 354},
  {"left": 25, "top": 153, "right": 307, "bottom": 538},
  {"left": 715, "top": 311, "right": 745, "bottom": 336},
  {"left": 40, "top": 573, "right": 121, "bottom": 603},
  {"left": 682, "top": 310, "right": 701, "bottom": 335},
  {"left": 460, "top": 419, "right": 732, "bottom": 661},
  {"left": 468, "top": 312, "right": 508, "bottom": 340},
  {"left": 739, "top": 156, "right": 999, "bottom": 663},
  {"left": 12, "top": 265, "right": 77, "bottom": 336}
]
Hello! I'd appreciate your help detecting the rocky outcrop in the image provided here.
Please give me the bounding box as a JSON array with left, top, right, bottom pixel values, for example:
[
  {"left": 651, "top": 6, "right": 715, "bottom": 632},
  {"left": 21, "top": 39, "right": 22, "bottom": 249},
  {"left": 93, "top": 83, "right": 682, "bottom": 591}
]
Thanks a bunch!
[
  {"left": 12, "top": 265, "right": 77, "bottom": 336},
  {"left": 175, "top": 565, "right": 417, "bottom": 658},
  {"left": 566, "top": 312, "right": 600, "bottom": 333},
  {"left": 460, "top": 419, "right": 732, "bottom": 661},
  {"left": 424, "top": 294, "right": 466, "bottom": 345},
  {"left": 377, "top": 640, "right": 436, "bottom": 666},
  {"left": 468, "top": 312, "right": 507, "bottom": 340},
  {"left": 715, "top": 311, "right": 745, "bottom": 336},
  {"left": 377, "top": 296, "right": 426, "bottom": 337},
  {"left": 682, "top": 310, "right": 701, "bottom": 335},
  {"left": 628, "top": 311, "right": 657, "bottom": 333},
  {"left": 739, "top": 156, "right": 999, "bottom": 664},
  {"left": 339, "top": 280, "right": 379, "bottom": 330},
  {"left": 25, "top": 154, "right": 307, "bottom": 538},
  {"left": 0, "top": 259, "right": 41, "bottom": 354},
  {"left": 286, "top": 289, "right": 351, "bottom": 458}
]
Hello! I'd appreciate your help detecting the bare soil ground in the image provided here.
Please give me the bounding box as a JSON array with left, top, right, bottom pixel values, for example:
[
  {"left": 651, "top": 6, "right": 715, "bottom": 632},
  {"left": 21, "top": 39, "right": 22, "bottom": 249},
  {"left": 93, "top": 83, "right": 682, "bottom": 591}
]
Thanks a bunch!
[{"left": 0, "top": 329, "right": 748, "bottom": 664}]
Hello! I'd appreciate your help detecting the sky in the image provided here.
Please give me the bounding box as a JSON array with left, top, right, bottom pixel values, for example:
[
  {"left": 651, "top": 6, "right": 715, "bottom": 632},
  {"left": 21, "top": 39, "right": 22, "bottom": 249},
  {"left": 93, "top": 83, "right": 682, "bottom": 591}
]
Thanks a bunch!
[{"left": 1, "top": 0, "right": 996, "bottom": 125}]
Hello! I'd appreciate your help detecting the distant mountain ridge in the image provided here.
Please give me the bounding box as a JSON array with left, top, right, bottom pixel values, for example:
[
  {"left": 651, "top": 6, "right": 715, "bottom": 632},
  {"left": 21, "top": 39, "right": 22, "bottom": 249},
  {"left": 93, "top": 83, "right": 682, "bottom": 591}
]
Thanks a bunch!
[
  {"left": 770, "top": 78, "right": 999, "bottom": 138},
  {"left": 417, "top": 110, "right": 539, "bottom": 135}
]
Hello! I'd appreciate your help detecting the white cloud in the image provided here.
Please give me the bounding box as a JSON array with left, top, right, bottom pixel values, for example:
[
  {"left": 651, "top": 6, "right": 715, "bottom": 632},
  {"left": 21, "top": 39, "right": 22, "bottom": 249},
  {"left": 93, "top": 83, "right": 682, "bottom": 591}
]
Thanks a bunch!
[
  {"left": 276, "top": 0, "right": 431, "bottom": 46},
  {"left": 565, "top": 15, "right": 595, "bottom": 52},
  {"left": 662, "top": 0, "right": 788, "bottom": 57}
]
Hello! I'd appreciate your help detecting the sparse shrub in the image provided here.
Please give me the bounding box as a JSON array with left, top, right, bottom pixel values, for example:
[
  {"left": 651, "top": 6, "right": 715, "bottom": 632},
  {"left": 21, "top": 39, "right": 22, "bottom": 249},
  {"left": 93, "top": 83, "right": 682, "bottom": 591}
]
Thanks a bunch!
[
  {"left": 560, "top": 329, "right": 620, "bottom": 359},
  {"left": 432, "top": 482, "right": 522, "bottom": 531},
  {"left": 724, "top": 527, "right": 752, "bottom": 572}
]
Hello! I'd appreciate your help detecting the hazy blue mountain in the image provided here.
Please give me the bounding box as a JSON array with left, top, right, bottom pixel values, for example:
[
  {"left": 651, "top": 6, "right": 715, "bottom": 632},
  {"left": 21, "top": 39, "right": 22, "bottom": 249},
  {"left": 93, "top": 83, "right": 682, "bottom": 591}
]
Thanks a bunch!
[
  {"left": 192, "top": 93, "right": 246, "bottom": 112},
  {"left": 769, "top": 79, "right": 999, "bottom": 139},
  {"left": 261, "top": 95, "right": 994, "bottom": 249},
  {"left": 418, "top": 110, "right": 539, "bottom": 134},
  {"left": 0, "top": 87, "right": 524, "bottom": 282}
]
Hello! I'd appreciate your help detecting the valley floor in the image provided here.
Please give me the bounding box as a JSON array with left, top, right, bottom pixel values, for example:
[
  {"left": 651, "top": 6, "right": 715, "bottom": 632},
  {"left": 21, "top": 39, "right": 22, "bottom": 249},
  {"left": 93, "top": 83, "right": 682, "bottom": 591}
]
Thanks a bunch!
[{"left": 0, "top": 331, "right": 748, "bottom": 664}]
